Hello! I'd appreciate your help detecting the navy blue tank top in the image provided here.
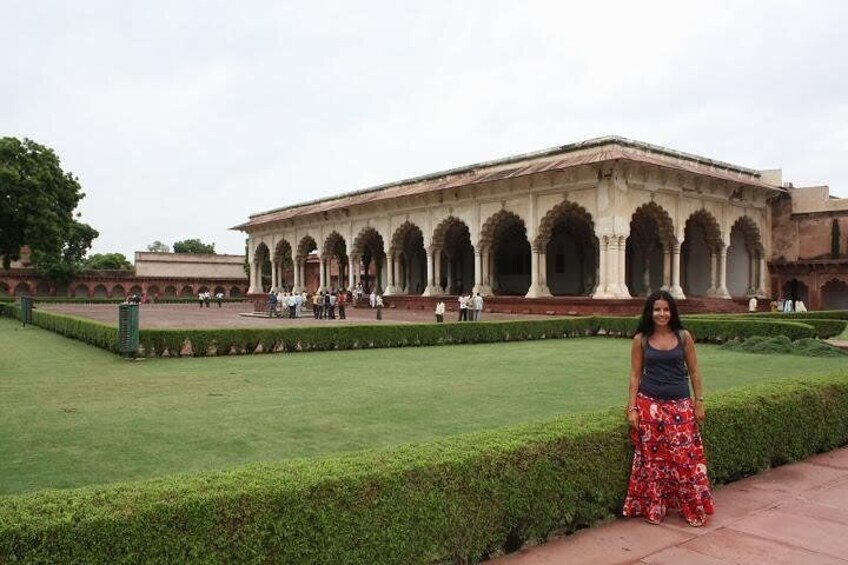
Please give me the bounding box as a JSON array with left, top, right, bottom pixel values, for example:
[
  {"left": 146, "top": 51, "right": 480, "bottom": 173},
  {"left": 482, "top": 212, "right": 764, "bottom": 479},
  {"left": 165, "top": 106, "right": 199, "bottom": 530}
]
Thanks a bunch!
[{"left": 638, "top": 335, "right": 690, "bottom": 400}]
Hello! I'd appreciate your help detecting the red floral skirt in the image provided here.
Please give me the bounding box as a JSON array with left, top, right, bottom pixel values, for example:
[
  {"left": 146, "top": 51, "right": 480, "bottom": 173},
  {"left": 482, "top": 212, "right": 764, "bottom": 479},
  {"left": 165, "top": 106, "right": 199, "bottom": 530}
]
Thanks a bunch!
[{"left": 622, "top": 393, "right": 714, "bottom": 525}]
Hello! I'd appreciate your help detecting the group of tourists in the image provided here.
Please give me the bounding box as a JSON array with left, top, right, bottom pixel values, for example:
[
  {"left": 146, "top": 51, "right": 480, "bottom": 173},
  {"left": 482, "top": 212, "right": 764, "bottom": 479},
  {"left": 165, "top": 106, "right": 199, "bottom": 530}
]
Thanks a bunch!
[
  {"left": 770, "top": 297, "right": 807, "bottom": 313},
  {"left": 310, "top": 290, "right": 349, "bottom": 320},
  {"left": 266, "top": 289, "right": 358, "bottom": 320},
  {"left": 198, "top": 290, "right": 225, "bottom": 308},
  {"left": 456, "top": 292, "right": 484, "bottom": 321},
  {"left": 266, "top": 290, "right": 308, "bottom": 318}
]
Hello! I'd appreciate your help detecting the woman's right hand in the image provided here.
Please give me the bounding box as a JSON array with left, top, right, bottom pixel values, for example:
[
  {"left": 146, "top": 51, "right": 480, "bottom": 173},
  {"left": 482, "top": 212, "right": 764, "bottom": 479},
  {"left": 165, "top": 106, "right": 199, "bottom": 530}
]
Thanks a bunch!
[{"left": 627, "top": 408, "right": 639, "bottom": 429}]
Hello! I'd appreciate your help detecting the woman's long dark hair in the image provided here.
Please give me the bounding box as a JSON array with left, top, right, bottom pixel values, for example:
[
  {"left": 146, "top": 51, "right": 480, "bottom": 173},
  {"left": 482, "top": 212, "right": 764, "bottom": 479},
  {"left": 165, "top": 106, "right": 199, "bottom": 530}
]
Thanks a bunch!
[{"left": 635, "top": 290, "right": 683, "bottom": 336}]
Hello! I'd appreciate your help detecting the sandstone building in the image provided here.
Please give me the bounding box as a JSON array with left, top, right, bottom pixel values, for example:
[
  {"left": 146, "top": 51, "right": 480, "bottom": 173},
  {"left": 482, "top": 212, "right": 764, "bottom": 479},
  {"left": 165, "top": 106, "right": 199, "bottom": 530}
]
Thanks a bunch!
[{"left": 236, "top": 137, "right": 805, "bottom": 306}]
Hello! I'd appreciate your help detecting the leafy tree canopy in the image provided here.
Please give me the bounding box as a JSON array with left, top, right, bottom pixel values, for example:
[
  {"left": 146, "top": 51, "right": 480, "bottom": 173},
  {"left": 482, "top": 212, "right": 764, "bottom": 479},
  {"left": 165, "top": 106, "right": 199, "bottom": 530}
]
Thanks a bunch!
[
  {"left": 147, "top": 240, "right": 170, "bottom": 253},
  {"left": 84, "top": 252, "right": 133, "bottom": 271},
  {"left": 173, "top": 238, "right": 215, "bottom": 254},
  {"left": 0, "top": 137, "right": 94, "bottom": 270},
  {"left": 32, "top": 220, "right": 99, "bottom": 283}
]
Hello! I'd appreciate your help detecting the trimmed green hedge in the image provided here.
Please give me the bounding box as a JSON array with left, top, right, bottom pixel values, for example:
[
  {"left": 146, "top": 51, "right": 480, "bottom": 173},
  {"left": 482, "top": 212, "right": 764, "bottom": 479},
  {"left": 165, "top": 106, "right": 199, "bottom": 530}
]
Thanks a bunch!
[
  {"left": 687, "top": 314, "right": 848, "bottom": 339},
  {"left": 726, "top": 310, "right": 848, "bottom": 320},
  {"left": 2, "top": 306, "right": 834, "bottom": 357},
  {"left": 1, "top": 373, "right": 847, "bottom": 563}
]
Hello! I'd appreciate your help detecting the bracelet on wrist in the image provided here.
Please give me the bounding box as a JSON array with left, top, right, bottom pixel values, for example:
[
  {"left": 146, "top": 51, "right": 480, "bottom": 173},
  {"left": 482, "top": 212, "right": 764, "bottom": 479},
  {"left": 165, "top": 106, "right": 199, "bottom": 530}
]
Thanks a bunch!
[
  {"left": 694, "top": 396, "right": 705, "bottom": 403},
  {"left": 627, "top": 405, "right": 638, "bottom": 412}
]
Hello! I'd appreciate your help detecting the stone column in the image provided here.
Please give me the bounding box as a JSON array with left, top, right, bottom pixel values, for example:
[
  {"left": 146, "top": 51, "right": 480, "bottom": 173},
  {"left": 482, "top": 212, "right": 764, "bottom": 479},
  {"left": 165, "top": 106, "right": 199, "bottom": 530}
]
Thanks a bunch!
[
  {"left": 423, "top": 248, "right": 439, "bottom": 296},
  {"left": 706, "top": 252, "right": 717, "bottom": 297},
  {"left": 385, "top": 252, "right": 399, "bottom": 295},
  {"left": 662, "top": 247, "right": 671, "bottom": 290},
  {"left": 472, "top": 249, "right": 484, "bottom": 295},
  {"left": 477, "top": 247, "right": 493, "bottom": 295},
  {"left": 592, "top": 236, "right": 609, "bottom": 298},
  {"left": 271, "top": 260, "right": 279, "bottom": 291},
  {"left": 757, "top": 254, "right": 767, "bottom": 297},
  {"left": 317, "top": 256, "right": 325, "bottom": 292},
  {"left": 670, "top": 241, "right": 685, "bottom": 299},
  {"left": 525, "top": 245, "right": 551, "bottom": 298},
  {"left": 433, "top": 249, "right": 444, "bottom": 293},
  {"left": 347, "top": 253, "right": 356, "bottom": 290},
  {"left": 616, "top": 236, "right": 631, "bottom": 298},
  {"left": 643, "top": 258, "right": 651, "bottom": 296},
  {"left": 606, "top": 237, "right": 621, "bottom": 297},
  {"left": 716, "top": 246, "right": 730, "bottom": 298},
  {"left": 249, "top": 261, "right": 261, "bottom": 294}
]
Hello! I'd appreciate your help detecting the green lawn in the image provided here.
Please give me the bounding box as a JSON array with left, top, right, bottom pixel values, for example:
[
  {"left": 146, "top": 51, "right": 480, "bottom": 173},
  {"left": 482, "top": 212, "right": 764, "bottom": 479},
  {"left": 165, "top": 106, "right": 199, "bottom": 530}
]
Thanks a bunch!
[{"left": 1, "top": 317, "right": 846, "bottom": 495}]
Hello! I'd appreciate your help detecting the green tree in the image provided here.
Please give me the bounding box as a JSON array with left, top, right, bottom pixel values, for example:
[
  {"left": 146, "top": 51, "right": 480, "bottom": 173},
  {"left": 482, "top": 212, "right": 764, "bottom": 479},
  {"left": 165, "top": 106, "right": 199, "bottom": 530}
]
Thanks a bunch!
[
  {"left": 173, "top": 238, "right": 215, "bottom": 254},
  {"left": 84, "top": 253, "right": 133, "bottom": 270},
  {"left": 33, "top": 220, "right": 100, "bottom": 284},
  {"left": 0, "top": 137, "right": 93, "bottom": 269},
  {"left": 146, "top": 240, "right": 170, "bottom": 253}
]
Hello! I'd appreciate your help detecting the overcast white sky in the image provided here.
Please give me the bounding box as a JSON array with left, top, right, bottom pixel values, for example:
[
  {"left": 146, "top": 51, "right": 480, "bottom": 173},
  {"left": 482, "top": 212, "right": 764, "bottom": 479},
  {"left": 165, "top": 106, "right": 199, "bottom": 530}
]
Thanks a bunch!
[{"left": 4, "top": 1, "right": 847, "bottom": 259}]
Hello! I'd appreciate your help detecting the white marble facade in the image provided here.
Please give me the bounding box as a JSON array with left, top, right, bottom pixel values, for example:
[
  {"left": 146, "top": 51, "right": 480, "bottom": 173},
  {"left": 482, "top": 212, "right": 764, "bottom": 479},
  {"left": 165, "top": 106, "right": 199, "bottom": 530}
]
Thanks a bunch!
[{"left": 237, "top": 137, "right": 776, "bottom": 300}]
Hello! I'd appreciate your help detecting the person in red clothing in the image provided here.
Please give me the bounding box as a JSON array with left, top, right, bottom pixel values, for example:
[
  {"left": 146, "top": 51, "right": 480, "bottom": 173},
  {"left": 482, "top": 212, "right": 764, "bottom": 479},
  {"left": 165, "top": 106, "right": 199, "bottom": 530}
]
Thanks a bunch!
[{"left": 622, "top": 290, "right": 714, "bottom": 527}]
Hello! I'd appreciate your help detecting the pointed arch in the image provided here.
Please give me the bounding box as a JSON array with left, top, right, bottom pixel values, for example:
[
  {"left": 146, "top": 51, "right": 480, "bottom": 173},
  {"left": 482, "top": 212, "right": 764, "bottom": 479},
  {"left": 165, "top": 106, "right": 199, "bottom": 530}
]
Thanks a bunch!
[
  {"left": 537, "top": 201, "right": 598, "bottom": 296},
  {"left": 625, "top": 202, "right": 676, "bottom": 296},
  {"left": 352, "top": 227, "right": 386, "bottom": 293},
  {"left": 296, "top": 235, "right": 318, "bottom": 261},
  {"left": 253, "top": 242, "right": 272, "bottom": 292},
  {"left": 682, "top": 209, "right": 722, "bottom": 297},
  {"left": 72, "top": 284, "right": 89, "bottom": 298},
  {"left": 432, "top": 216, "right": 473, "bottom": 294},
  {"left": 727, "top": 216, "right": 765, "bottom": 297},
  {"left": 479, "top": 210, "right": 530, "bottom": 295},
  {"left": 272, "top": 239, "right": 294, "bottom": 291},
  {"left": 323, "top": 231, "right": 348, "bottom": 291},
  {"left": 822, "top": 278, "right": 848, "bottom": 310},
  {"left": 390, "top": 222, "right": 426, "bottom": 294},
  {"left": 782, "top": 278, "right": 809, "bottom": 306}
]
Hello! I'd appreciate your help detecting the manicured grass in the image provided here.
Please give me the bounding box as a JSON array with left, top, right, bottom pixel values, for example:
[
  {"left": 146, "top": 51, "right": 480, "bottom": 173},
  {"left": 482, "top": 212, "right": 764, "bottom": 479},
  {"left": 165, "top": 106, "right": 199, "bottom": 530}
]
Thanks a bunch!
[{"left": 1, "top": 317, "right": 846, "bottom": 495}]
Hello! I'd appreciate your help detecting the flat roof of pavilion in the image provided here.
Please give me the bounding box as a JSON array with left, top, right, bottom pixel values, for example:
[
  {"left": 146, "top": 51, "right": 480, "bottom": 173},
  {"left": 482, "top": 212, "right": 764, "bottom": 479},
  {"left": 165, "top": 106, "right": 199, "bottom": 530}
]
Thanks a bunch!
[{"left": 233, "top": 136, "right": 784, "bottom": 231}]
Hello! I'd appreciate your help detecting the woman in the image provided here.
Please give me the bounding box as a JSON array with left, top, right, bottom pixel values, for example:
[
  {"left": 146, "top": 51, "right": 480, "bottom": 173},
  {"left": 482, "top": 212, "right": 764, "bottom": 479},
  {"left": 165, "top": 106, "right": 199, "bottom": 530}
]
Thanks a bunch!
[{"left": 622, "top": 290, "right": 714, "bottom": 527}]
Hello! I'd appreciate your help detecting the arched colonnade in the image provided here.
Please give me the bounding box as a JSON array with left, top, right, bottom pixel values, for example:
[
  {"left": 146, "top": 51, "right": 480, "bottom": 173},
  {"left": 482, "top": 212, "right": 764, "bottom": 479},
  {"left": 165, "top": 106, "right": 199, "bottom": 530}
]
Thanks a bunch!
[{"left": 248, "top": 202, "right": 768, "bottom": 300}]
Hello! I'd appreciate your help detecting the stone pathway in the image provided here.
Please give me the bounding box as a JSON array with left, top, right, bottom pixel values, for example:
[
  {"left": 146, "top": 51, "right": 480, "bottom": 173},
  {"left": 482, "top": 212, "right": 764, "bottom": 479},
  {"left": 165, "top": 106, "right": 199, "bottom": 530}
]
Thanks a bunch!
[{"left": 488, "top": 447, "right": 848, "bottom": 564}]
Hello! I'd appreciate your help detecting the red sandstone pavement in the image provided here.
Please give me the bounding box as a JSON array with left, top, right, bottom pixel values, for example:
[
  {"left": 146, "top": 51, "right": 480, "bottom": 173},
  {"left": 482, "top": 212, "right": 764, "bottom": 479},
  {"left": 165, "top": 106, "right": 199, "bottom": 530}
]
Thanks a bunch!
[{"left": 488, "top": 447, "right": 848, "bottom": 564}]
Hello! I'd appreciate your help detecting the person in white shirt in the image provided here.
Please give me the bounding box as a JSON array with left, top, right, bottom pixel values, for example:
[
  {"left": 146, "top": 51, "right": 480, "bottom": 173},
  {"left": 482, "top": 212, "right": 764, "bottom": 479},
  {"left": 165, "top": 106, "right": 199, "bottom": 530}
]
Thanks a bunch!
[
  {"left": 473, "top": 293, "right": 484, "bottom": 321},
  {"left": 375, "top": 294, "right": 384, "bottom": 320},
  {"left": 458, "top": 294, "right": 468, "bottom": 321},
  {"left": 435, "top": 300, "right": 445, "bottom": 323},
  {"left": 748, "top": 296, "right": 758, "bottom": 313}
]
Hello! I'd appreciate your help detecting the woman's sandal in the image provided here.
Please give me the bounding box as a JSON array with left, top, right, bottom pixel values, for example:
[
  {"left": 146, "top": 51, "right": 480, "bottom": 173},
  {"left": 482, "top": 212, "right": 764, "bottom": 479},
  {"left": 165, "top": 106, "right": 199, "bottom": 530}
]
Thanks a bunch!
[{"left": 686, "top": 517, "right": 705, "bottom": 527}]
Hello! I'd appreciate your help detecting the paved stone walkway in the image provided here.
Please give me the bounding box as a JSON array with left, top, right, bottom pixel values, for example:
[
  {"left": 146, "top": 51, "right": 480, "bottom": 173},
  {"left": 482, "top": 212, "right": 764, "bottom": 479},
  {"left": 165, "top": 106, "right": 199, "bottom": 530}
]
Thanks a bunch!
[{"left": 489, "top": 447, "right": 848, "bottom": 564}]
